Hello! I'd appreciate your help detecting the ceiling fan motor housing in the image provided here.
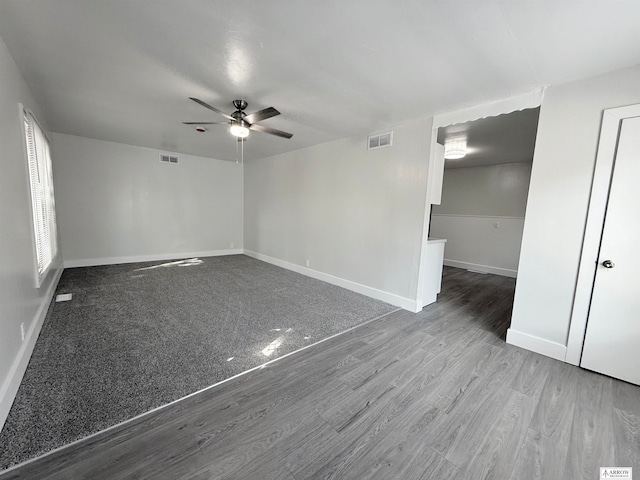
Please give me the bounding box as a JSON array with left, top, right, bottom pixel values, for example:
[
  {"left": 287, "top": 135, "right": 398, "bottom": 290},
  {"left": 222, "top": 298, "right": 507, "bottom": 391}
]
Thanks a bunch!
[
  {"left": 232, "top": 99, "right": 248, "bottom": 111},
  {"left": 231, "top": 110, "right": 246, "bottom": 122},
  {"left": 231, "top": 100, "right": 248, "bottom": 125}
]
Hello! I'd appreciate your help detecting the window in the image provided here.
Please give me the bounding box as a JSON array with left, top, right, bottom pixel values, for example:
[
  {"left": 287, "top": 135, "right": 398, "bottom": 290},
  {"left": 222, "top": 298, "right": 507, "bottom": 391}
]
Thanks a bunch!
[{"left": 23, "top": 110, "right": 58, "bottom": 286}]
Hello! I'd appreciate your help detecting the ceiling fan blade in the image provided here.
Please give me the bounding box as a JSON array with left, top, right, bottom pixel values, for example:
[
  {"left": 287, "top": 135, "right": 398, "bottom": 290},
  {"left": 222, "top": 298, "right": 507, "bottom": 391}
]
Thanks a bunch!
[
  {"left": 182, "top": 121, "right": 227, "bottom": 125},
  {"left": 249, "top": 123, "right": 293, "bottom": 139},
  {"left": 244, "top": 107, "right": 280, "bottom": 124},
  {"left": 189, "top": 97, "right": 234, "bottom": 120}
]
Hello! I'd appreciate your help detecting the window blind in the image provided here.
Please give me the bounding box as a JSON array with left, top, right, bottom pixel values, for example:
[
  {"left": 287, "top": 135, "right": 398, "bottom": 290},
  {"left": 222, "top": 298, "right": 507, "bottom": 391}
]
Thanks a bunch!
[{"left": 24, "top": 110, "right": 57, "bottom": 285}]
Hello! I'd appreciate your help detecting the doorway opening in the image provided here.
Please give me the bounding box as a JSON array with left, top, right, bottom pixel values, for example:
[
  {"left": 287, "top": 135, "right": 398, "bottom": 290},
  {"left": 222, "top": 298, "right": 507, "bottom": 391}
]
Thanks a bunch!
[{"left": 427, "top": 107, "right": 540, "bottom": 336}]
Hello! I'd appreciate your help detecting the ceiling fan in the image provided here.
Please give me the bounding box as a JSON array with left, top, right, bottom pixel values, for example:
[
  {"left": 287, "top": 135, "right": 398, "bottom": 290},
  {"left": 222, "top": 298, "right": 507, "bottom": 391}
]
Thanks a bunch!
[{"left": 183, "top": 98, "right": 293, "bottom": 140}]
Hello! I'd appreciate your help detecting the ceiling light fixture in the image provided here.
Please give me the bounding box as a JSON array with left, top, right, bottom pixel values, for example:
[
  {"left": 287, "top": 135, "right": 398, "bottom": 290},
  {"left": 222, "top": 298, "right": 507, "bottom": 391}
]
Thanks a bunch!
[
  {"left": 230, "top": 121, "right": 249, "bottom": 138},
  {"left": 444, "top": 136, "right": 467, "bottom": 160}
]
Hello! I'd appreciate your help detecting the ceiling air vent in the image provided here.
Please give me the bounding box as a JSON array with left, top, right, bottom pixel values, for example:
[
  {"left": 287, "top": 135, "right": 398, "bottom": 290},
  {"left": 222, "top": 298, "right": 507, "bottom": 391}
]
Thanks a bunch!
[
  {"left": 160, "top": 154, "right": 179, "bottom": 164},
  {"left": 368, "top": 131, "right": 393, "bottom": 150}
]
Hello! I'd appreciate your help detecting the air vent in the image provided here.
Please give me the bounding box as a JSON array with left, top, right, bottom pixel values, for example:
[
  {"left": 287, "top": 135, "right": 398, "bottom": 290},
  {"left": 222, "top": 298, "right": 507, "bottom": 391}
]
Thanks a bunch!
[
  {"left": 160, "top": 154, "right": 179, "bottom": 164},
  {"left": 368, "top": 131, "right": 393, "bottom": 150}
]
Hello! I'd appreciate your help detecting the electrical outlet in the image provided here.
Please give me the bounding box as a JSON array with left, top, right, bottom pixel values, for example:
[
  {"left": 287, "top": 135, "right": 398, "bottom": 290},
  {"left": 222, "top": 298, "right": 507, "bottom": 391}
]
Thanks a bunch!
[
  {"left": 305, "top": 260, "right": 310, "bottom": 267},
  {"left": 230, "top": 242, "right": 234, "bottom": 249},
  {"left": 493, "top": 221, "right": 500, "bottom": 229},
  {"left": 20, "top": 323, "right": 25, "bottom": 342}
]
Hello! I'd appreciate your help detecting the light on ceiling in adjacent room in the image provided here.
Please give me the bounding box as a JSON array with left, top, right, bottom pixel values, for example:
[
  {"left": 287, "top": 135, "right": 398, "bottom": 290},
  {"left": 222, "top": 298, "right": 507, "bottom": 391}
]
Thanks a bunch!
[{"left": 444, "top": 136, "right": 467, "bottom": 159}]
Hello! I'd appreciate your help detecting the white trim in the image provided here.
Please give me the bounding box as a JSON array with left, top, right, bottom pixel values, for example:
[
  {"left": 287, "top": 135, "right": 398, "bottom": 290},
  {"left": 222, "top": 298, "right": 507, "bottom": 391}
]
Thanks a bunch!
[
  {"left": 445, "top": 160, "right": 533, "bottom": 171},
  {"left": 565, "top": 103, "right": 640, "bottom": 365},
  {"left": 63, "top": 249, "right": 244, "bottom": 268},
  {"left": 432, "top": 89, "right": 545, "bottom": 129},
  {"left": 415, "top": 118, "right": 437, "bottom": 309},
  {"left": 0, "top": 266, "right": 63, "bottom": 432},
  {"left": 427, "top": 143, "right": 445, "bottom": 204},
  {"left": 443, "top": 259, "right": 517, "bottom": 278},
  {"left": 415, "top": 202, "right": 434, "bottom": 309},
  {"left": 431, "top": 213, "right": 525, "bottom": 220},
  {"left": 243, "top": 249, "right": 421, "bottom": 312},
  {"left": 506, "top": 328, "right": 567, "bottom": 361},
  {"left": 0, "top": 306, "right": 399, "bottom": 475}
]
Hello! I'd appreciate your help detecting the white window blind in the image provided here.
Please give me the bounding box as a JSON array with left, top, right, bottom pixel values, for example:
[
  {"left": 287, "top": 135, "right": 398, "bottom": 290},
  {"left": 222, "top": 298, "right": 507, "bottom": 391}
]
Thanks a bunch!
[{"left": 24, "top": 110, "right": 57, "bottom": 286}]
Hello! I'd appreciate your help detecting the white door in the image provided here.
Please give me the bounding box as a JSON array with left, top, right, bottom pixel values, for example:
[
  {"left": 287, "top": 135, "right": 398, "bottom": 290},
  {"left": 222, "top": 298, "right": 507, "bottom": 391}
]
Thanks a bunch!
[{"left": 580, "top": 116, "right": 640, "bottom": 385}]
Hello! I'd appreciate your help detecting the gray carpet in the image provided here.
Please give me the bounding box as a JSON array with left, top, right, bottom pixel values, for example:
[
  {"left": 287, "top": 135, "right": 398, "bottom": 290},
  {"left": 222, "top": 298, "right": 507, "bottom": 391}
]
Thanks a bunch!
[{"left": 0, "top": 254, "right": 396, "bottom": 470}]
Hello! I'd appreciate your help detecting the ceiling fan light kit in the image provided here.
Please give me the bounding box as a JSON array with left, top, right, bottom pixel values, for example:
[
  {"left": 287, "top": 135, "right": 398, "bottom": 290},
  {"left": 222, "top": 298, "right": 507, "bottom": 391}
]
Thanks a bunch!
[{"left": 229, "top": 122, "right": 250, "bottom": 138}]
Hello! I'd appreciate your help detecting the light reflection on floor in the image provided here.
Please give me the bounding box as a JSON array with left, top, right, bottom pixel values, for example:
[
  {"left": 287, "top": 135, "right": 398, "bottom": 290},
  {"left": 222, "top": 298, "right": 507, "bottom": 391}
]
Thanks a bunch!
[
  {"left": 135, "top": 258, "right": 203, "bottom": 271},
  {"left": 261, "top": 338, "right": 283, "bottom": 357},
  {"left": 258, "top": 326, "right": 315, "bottom": 358}
]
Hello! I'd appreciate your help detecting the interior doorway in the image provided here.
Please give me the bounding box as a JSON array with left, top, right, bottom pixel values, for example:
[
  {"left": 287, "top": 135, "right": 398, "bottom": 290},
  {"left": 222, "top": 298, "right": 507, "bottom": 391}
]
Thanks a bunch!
[
  {"left": 429, "top": 108, "right": 540, "bottom": 279},
  {"left": 415, "top": 91, "right": 545, "bottom": 310},
  {"left": 419, "top": 106, "right": 541, "bottom": 338}
]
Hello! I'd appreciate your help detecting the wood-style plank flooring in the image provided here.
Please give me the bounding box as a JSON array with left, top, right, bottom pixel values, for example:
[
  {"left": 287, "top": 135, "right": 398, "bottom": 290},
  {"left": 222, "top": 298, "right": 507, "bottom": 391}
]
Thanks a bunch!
[{"left": 2, "top": 267, "right": 638, "bottom": 479}]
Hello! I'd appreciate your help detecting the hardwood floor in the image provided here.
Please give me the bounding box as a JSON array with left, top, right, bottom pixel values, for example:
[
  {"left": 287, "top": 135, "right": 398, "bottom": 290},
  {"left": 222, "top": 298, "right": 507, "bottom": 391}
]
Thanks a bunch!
[{"left": 1, "top": 267, "right": 638, "bottom": 479}]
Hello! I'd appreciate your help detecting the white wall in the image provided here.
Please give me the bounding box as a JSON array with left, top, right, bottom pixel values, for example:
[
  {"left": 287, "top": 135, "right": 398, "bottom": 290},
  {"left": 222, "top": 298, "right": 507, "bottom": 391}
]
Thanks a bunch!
[
  {"left": 508, "top": 64, "right": 640, "bottom": 360},
  {"left": 52, "top": 133, "right": 243, "bottom": 266},
  {"left": 244, "top": 118, "right": 432, "bottom": 309},
  {"left": 432, "top": 162, "right": 532, "bottom": 217},
  {"left": 0, "top": 34, "right": 63, "bottom": 429},
  {"left": 430, "top": 216, "right": 525, "bottom": 277},
  {"left": 430, "top": 162, "right": 531, "bottom": 277}
]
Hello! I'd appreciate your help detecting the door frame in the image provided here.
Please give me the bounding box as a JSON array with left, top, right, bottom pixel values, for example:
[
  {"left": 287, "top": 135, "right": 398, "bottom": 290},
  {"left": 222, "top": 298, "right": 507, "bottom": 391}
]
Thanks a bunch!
[
  {"left": 415, "top": 89, "right": 544, "bottom": 308},
  {"left": 565, "top": 103, "right": 640, "bottom": 365}
]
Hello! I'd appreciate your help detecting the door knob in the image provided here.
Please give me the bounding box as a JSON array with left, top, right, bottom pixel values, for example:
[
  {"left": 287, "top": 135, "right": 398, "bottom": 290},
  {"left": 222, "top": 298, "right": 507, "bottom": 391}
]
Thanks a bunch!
[{"left": 602, "top": 260, "right": 615, "bottom": 269}]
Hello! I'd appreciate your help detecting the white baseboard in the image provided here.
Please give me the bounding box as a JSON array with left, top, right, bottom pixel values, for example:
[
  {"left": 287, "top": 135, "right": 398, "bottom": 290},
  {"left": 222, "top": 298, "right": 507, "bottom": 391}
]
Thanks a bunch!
[
  {"left": 63, "top": 249, "right": 244, "bottom": 268},
  {"left": 506, "top": 328, "right": 567, "bottom": 361},
  {"left": 444, "top": 259, "right": 517, "bottom": 278},
  {"left": 0, "top": 266, "right": 64, "bottom": 432},
  {"left": 243, "top": 250, "right": 421, "bottom": 312}
]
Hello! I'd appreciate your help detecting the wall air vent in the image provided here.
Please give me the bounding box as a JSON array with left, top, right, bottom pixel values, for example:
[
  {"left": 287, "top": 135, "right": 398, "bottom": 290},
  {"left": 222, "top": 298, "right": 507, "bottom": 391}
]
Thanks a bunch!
[
  {"left": 368, "top": 131, "right": 393, "bottom": 150},
  {"left": 160, "top": 154, "right": 179, "bottom": 164}
]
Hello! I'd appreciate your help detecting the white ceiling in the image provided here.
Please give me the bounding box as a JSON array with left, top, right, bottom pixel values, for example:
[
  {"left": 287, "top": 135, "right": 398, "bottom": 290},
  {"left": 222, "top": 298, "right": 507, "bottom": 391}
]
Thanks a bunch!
[
  {"left": 438, "top": 107, "right": 539, "bottom": 169},
  {"left": 0, "top": 1, "right": 639, "bottom": 162}
]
